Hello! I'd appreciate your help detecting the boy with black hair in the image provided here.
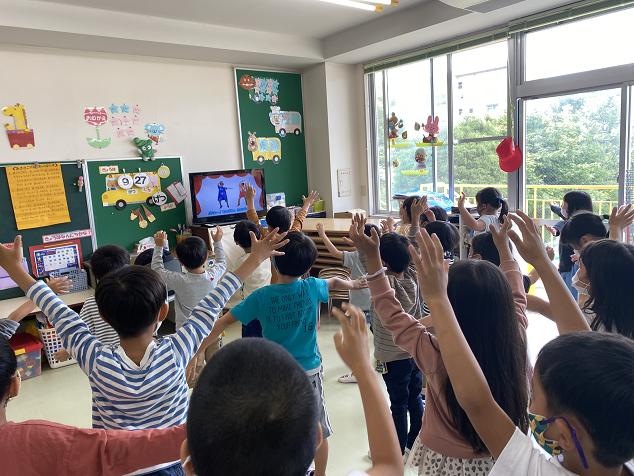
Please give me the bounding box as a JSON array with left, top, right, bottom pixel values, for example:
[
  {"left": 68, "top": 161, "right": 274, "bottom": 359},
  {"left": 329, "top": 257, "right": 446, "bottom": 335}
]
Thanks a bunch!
[
  {"left": 245, "top": 183, "right": 319, "bottom": 283},
  {"left": 0, "top": 231, "right": 287, "bottom": 438},
  {"left": 345, "top": 212, "right": 423, "bottom": 460},
  {"left": 192, "top": 231, "right": 367, "bottom": 476},
  {"left": 409, "top": 211, "right": 634, "bottom": 476},
  {"left": 317, "top": 221, "right": 381, "bottom": 383},
  {"left": 180, "top": 305, "right": 404, "bottom": 476},
  {"left": 420, "top": 205, "right": 449, "bottom": 226},
  {"left": 54, "top": 244, "right": 129, "bottom": 362}
]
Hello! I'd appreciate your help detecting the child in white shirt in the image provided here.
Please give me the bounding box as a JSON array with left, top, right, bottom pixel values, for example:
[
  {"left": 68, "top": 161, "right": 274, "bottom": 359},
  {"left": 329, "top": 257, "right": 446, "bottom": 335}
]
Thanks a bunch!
[{"left": 458, "top": 187, "right": 508, "bottom": 236}]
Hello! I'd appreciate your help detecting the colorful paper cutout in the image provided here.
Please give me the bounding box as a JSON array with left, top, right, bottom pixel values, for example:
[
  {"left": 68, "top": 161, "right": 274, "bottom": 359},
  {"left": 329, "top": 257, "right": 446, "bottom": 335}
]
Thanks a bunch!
[
  {"left": 133, "top": 105, "right": 141, "bottom": 114},
  {"left": 84, "top": 107, "right": 111, "bottom": 149},
  {"left": 116, "top": 129, "right": 126, "bottom": 138},
  {"left": 269, "top": 107, "right": 302, "bottom": 137},
  {"left": 388, "top": 112, "right": 399, "bottom": 141},
  {"left": 99, "top": 165, "right": 119, "bottom": 174},
  {"left": 126, "top": 128, "right": 135, "bottom": 136},
  {"left": 166, "top": 181, "right": 187, "bottom": 204},
  {"left": 247, "top": 131, "right": 258, "bottom": 152},
  {"left": 160, "top": 202, "right": 176, "bottom": 212},
  {"left": 121, "top": 117, "right": 130, "bottom": 126},
  {"left": 3, "top": 104, "right": 35, "bottom": 150},
  {"left": 138, "top": 210, "right": 148, "bottom": 228},
  {"left": 102, "top": 172, "right": 161, "bottom": 210},
  {"left": 157, "top": 165, "right": 170, "bottom": 179},
  {"left": 145, "top": 123, "right": 165, "bottom": 144},
  {"left": 120, "top": 104, "right": 130, "bottom": 113},
  {"left": 108, "top": 104, "right": 119, "bottom": 114},
  {"left": 152, "top": 191, "right": 168, "bottom": 206},
  {"left": 118, "top": 174, "right": 133, "bottom": 189},
  {"left": 238, "top": 74, "right": 255, "bottom": 90},
  {"left": 42, "top": 229, "right": 93, "bottom": 244},
  {"left": 132, "top": 116, "right": 140, "bottom": 125},
  {"left": 110, "top": 117, "right": 121, "bottom": 127},
  {"left": 250, "top": 136, "right": 282, "bottom": 165},
  {"left": 6, "top": 163, "right": 70, "bottom": 230},
  {"left": 134, "top": 137, "right": 155, "bottom": 160},
  {"left": 130, "top": 209, "right": 139, "bottom": 221},
  {"left": 142, "top": 205, "right": 156, "bottom": 222}
]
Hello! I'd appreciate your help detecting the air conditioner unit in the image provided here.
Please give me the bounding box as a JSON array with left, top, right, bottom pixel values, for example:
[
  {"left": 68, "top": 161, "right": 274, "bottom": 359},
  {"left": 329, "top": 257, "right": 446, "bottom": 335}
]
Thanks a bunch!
[{"left": 439, "top": 0, "right": 525, "bottom": 13}]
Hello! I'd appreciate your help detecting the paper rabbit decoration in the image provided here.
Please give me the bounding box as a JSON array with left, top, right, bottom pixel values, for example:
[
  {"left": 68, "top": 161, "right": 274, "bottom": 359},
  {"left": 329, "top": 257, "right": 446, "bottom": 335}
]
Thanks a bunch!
[{"left": 424, "top": 115, "right": 440, "bottom": 136}]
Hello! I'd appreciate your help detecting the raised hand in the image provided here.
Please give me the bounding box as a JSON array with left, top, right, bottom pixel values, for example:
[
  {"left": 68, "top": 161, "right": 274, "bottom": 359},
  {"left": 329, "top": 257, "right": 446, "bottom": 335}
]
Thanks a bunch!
[
  {"left": 154, "top": 231, "right": 167, "bottom": 248},
  {"left": 507, "top": 211, "right": 551, "bottom": 268},
  {"left": 344, "top": 221, "right": 380, "bottom": 257},
  {"left": 211, "top": 226, "right": 223, "bottom": 243},
  {"left": 610, "top": 204, "right": 634, "bottom": 232},
  {"left": 0, "top": 236, "right": 23, "bottom": 272},
  {"left": 250, "top": 227, "right": 289, "bottom": 261},
  {"left": 489, "top": 219, "right": 513, "bottom": 263},
  {"left": 316, "top": 222, "right": 325, "bottom": 236},
  {"left": 332, "top": 304, "right": 371, "bottom": 373},
  {"left": 351, "top": 213, "right": 367, "bottom": 234},
  {"left": 543, "top": 225, "right": 558, "bottom": 236},
  {"left": 410, "top": 229, "right": 450, "bottom": 305},
  {"left": 48, "top": 277, "right": 72, "bottom": 294},
  {"left": 423, "top": 209, "right": 436, "bottom": 224},
  {"left": 302, "top": 191, "right": 320, "bottom": 208},
  {"left": 244, "top": 184, "right": 257, "bottom": 203},
  {"left": 546, "top": 246, "right": 555, "bottom": 261},
  {"left": 458, "top": 191, "right": 467, "bottom": 209},
  {"left": 185, "top": 356, "right": 197, "bottom": 382},
  {"left": 410, "top": 196, "right": 428, "bottom": 221}
]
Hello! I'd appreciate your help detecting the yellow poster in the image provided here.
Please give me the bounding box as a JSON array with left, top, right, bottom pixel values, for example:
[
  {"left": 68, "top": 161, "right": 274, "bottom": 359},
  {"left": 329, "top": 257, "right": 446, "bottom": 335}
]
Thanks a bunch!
[{"left": 6, "top": 163, "right": 71, "bottom": 230}]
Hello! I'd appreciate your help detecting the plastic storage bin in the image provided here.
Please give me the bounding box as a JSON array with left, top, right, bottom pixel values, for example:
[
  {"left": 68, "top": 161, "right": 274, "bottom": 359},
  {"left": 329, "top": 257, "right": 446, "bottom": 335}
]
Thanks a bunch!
[
  {"left": 8, "top": 333, "right": 43, "bottom": 379},
  {"left": 38, "top": 327, "right": 77, "bottom": 369}
]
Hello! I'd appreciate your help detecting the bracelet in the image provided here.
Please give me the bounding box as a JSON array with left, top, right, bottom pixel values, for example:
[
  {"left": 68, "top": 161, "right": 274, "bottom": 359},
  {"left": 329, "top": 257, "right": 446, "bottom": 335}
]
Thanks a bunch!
[{"left": 364, "top": 267, "right": 387, "bottom": 280}]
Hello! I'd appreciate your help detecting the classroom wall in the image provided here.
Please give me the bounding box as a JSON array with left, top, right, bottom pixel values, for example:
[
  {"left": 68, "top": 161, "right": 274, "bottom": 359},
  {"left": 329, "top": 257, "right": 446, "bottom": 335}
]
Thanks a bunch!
[
  {"left": 0, "top": 45, "right": 292, "bottom": 222},
  {"left": 303, "top": 62, "right": 368, "bottom": 217}
]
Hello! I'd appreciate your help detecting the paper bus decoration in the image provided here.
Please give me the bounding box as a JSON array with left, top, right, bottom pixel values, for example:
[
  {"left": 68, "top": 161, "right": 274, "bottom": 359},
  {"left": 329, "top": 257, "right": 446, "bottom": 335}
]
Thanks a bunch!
[
  {"left": 3, "top": 104, "right": 35, "bottom": 150},
  {"left": 84, "top": 107, "right": 111, "bottom": 149},
  {"left": 251, "top": 136, "right": 282, "bottom": 165},
  {"left": 269, "top": 107, "right": 302, "bottom": 137},
  {"left": 102, "top": 171, "right": 161, "bottom": 211}
]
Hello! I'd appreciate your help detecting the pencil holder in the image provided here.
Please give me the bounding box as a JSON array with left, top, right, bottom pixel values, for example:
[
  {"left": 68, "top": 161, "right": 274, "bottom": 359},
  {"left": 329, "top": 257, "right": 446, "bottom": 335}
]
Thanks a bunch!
[{"left": 176, "top": 233, "right": 192, "bottom": 244}]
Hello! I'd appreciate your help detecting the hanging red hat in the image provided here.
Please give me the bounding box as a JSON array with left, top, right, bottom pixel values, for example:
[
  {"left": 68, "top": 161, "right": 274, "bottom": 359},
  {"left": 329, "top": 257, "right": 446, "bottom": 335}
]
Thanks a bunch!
[{"left": 497, "top": 137, "right": 522, "bottom": 173}]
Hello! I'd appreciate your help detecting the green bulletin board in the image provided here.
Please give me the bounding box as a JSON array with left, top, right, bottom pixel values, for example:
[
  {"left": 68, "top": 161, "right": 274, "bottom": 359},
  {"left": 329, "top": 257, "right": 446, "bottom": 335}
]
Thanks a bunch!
[
  {"left": 235, "top": 69, "right": 308, "bottom": 206},
  {"left": 0, "top": 162, "right": 94, "bottom": 300},
  {"left": 86, "top": 157, "right": 187, "bottom": 251}
]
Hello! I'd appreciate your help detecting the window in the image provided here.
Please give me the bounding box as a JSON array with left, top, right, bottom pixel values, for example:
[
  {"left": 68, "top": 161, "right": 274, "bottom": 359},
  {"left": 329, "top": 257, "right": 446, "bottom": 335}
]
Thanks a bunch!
[
  {"left": 458, "top": 81, "right": 463, "bottom": 89},
  {"left": 459, "top": 109, "right": 463, "bottom": 115},
  {"left": 487, "top": 104, "right": 498, "bottom": 112},
  {"left": 526, "top": 8, "right": 634, "bottom": 81},
  {"left": 469, "top": 108, "right": 474, "bottom": 114}
]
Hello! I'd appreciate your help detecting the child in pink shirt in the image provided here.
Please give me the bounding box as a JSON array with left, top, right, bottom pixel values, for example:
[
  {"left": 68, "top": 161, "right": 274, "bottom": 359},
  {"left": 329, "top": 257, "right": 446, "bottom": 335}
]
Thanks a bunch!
[{"left": 347, "top": 219, "right": 529, "bottom": 476}]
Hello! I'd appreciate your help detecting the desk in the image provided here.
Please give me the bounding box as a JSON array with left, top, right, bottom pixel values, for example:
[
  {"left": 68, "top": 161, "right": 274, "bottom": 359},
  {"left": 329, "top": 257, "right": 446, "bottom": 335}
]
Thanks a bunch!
[{"left": 0, "top": 288, "right": 94, "bottom": 318}]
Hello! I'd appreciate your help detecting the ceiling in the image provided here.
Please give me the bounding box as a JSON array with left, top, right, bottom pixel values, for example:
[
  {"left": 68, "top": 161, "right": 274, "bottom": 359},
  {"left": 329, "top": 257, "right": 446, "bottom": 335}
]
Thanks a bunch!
[
  {"left": 0, "top": 0, "right": 580, "bottom": 68},
  {"left": 34, "top": 0, "right": 425, "bottom": 39}
]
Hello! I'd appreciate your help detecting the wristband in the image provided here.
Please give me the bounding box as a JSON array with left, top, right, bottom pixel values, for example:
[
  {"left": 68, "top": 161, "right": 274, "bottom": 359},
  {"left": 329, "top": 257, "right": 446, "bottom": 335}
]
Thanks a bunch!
[{"left": 364, "top": 267, "right": 387, "bottom": 280}]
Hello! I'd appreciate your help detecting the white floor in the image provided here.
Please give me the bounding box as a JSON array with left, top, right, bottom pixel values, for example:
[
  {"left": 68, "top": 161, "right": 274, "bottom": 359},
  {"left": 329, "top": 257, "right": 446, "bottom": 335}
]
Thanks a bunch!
[{"left": 8, "top": 304, "right": 558, "bottom": 476}]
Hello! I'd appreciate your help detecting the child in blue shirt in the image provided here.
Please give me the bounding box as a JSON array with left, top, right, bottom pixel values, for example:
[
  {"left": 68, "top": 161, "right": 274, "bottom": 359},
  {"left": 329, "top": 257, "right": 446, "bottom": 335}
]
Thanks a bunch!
[{"left": 195, "top": 231, "right": 367, "bottom": 476}]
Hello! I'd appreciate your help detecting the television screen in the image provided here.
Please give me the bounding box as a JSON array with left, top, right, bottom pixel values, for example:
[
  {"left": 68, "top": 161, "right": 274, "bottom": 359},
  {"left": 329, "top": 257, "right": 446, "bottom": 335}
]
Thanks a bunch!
[{"left": 190, "top": 169, "right": 265, "bottom": 225}]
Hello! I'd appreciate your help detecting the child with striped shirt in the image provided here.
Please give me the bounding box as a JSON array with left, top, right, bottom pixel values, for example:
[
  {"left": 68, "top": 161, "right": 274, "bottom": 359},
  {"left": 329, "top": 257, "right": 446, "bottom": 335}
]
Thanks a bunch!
[{"left": 0, "top": 231, "right": 287, "bottom": 433}]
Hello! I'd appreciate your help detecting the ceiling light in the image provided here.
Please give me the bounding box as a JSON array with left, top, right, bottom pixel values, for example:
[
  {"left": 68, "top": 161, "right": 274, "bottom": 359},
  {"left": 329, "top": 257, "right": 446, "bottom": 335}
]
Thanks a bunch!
[
  {"left": 365, "top": 0, "right": 399, "bottom": 5},
  {"left": 317, "top": 0, "right": 384, "bottom": 12}
]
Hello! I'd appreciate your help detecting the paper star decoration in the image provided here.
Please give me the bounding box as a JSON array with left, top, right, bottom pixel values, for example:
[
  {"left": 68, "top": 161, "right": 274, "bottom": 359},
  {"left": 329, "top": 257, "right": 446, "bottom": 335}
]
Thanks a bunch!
[
  {"left": 110, "top": 117, "right": 121, "bottom": 127},
  {"left": 121, "top": 117, "right": 130, "bottom": 126},
  {"left": 272, "top": 79, "right": 279, "bottom": 90},
  {"left": 271, "top": 95, "right": 278, "bottom": 104},
  {"left": 109, "top": 104, "right": 119, "bottom": 114},
  {"left": 133, "top": 105, "right": 141, "bottom": 114},
  {"left": 120, "top": 104, "right": 130, "bottom": 113},
  {"left": 116, "top": 129, "right": 126, "bottom": 138},
  {"left": 126, "top": 128, "right": 136, "bottom": 136},
  {"left": 132, "top": 116, "right": 140, "bottom": 125},
  {"left": 266, "top": 94, "right": 272, "bottom": 102}
]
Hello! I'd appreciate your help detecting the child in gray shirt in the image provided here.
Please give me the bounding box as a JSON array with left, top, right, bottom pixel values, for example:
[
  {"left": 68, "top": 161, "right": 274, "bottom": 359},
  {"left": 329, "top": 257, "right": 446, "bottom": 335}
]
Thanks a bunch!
[{"left": 152, "top": 228, "right": 227, "bottom": 330}]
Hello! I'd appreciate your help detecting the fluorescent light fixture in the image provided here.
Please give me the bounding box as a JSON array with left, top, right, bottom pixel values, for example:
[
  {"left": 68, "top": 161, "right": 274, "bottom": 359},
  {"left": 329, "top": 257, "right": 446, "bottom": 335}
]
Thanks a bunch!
[
  {"left": 317, "top": 0, "right": 383, "bottom": 12},
  {"left": 369, "top": 0, "right": 399, "bottom": 4}
]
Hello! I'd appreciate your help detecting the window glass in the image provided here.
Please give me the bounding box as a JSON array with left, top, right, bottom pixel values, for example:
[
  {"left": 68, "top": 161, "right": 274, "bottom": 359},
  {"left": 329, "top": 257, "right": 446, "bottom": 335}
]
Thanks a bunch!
[
  {"left": 386, "top": 61, "right": 432, "bottom": 210},
  {"left": 258, "top": 139, "right": 269, "bottom": 152},
  {"left": 374, "top": 72, "right": 387, "bottom": 211},
  {"left": 433, "top": 56, "right": 449, "bottom": 196},
  {"left": 526, "top": 9, "right": 634, "bottom": 81},
  {"left": 271, "top": 140, "right": 280, "bottom": 152},
  {"left": 454, "top": 140, "right": 507, "bottom": 204},
  {"left": 525, "top": 88, "right": 620, "bottom": 219},
  {"left": 452, "top": 42, "right": 507, "bottom": 140}
]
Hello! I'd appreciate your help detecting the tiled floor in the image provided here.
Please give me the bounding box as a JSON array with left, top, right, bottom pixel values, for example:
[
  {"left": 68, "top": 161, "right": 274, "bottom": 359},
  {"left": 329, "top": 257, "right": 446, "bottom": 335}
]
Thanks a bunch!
[{"left": 8, "top": 303, "right": 558, "bottom": 476}]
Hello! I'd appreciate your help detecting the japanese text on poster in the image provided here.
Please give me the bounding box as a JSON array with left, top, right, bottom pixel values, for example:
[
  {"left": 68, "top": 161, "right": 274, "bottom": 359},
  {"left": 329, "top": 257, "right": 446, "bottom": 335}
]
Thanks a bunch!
[{"left": 6, "top": 163, "right": 71, "bottom": 230}]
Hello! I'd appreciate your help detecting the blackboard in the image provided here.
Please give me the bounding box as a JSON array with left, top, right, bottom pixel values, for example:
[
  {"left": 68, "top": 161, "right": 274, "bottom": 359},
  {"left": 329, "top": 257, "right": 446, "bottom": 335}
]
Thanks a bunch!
[
  {"left": 85, "top": 157, "right": 187, "bottom": 251},
  {"left": 235, "top": 69, "right": 309, "bottom": 206},
  {"left": 0, "top": 162, "right": 94, "bottom": 300}
]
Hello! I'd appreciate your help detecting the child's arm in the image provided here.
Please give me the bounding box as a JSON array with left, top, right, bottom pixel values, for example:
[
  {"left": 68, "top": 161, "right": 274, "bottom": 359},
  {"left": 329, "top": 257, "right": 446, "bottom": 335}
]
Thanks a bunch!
[
  {"left": 244, "top": 184, "right": 267, "bottom": 236},
  {"left": 458, "top": 192, "right": 486, "bottom": 232},
  {"left": 529, "top": 244, "right": 553, "bottom": 285},
  {"left": 290, "top": 190, "right": 319, "bottom": 232},
  {"left": 411, "top": 229, "right": 516, "bottom": 460},
  {"left": 316, "top": 223, "right": 344, "bottom": 261},
  {"left": 151, "top": 231, "right": 187, "bottom": 287},
  {"left": 208, "top": 227, "right": 227, "bottom": 280},
  {"left": 609, "top": 204, "right": 634, "bottom": 241},
  {"left": 526, "top": 295, "right": 554, "bottom": 320},
  {"left": 185, "top": 312, "right": 239, "bottom": 381},
  {"left": 508, "top": 211, "right": 590, "bottom": 334},
  {"left": 327, "top": 277, "right": 368, "bottom": 291},
  {"left": 380, "top": 216, "right": 396, "bottom": 234},
  {"left": 332, "top": 304, "right": 403, "bottom": 476},
  {"left": 0, "top": 237, "right": 99, "bottom": 371}
]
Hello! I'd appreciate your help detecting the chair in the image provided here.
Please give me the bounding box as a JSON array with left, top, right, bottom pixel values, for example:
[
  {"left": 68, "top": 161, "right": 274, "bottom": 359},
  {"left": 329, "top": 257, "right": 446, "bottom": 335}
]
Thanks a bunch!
[{"left": 317, "top": 267, "right": 352, "bottom": 316}]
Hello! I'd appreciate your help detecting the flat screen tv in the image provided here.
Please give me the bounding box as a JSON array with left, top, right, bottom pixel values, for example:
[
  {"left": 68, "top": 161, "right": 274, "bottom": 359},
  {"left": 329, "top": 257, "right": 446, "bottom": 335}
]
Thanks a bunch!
[{"left": 190, "top": 168, "right": 265, "bottom": 226}]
